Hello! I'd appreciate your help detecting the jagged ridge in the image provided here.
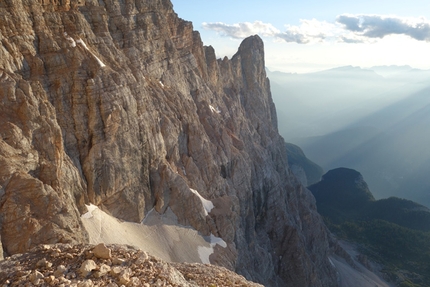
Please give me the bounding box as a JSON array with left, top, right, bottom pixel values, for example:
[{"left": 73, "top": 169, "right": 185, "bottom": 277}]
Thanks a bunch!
[{"left": 0, "top": 0, "right": 337, "bottom": 285}]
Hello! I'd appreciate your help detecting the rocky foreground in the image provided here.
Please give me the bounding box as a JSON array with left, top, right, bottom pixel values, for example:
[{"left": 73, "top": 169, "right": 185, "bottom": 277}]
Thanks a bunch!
[{"left": 0, "top": 243, "right": 262, "bottom": 287}]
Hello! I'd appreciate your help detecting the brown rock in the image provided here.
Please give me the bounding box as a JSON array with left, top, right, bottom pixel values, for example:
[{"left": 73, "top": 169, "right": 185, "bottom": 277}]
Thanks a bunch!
[
  {"left": 112, "top": 258, "right": 125, "bottom": 265},
  {"left": 97, "top": 264, "right": 111, "bottom": 277},
  {"left": 127, "top": 277, "right": 141, "bottom": 286},
  {"left": 54, "top": 265, "right": 68, "bottom": 278},
  {"left": 29, "top": 270, "right": 44, "bottom": 284},
  {"left": 93, "top": 243, "right": 111, "bottom": 259},
  {"left": 79, "top": 260, "right": 97, "bottom": 277},
  {"left": 77, "top": 279, "right": 94, "bottom": 287},
  {"left": 36, "top": 258, "right": 53, "bottom": 268},
  {"left": 0, "top": 244, "right": 266, "bottom": 285},
  {"left": 118, "top": 268, "right": 131, "bottom": 285},
  {"left": 0, "top": 71, "right": 87, "bottom": 256},
  {"left": 45, "top": 275, "right": 55, "bottom": 283},
  {"left": 110, "top": 266, "right": 123, "bottom": 277},
  {"left": 0, "top": 0, "right": 339, "bottom": 286}
]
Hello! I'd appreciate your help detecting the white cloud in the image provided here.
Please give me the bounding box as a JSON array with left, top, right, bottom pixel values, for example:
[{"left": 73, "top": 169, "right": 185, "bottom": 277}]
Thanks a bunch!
[
  {"left": 276, "top": 19, "right": 335, "bottom": 44},
  {"left": 203, "top": 15, "right": 430, "bottom": 45},
  {"left": 336, "top": 14, "right": 430, "bottom": 41},
  {"left": 203, "top": 19, "right": 336, "bottom": 44},
  {"left": 202, "top": 21, "right": 280, "bottom": 39},
  {"left": 338, "top": 36, "right": 366, "bottom": 44}
]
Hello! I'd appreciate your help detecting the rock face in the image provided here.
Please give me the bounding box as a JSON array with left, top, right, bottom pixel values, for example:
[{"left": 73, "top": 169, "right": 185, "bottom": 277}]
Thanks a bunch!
[
  {"left": 285, "top": 142, "right": 324, "bottom": 186},
  {"left": 0, "top": 0, "right": 337, "bottom": 286}
]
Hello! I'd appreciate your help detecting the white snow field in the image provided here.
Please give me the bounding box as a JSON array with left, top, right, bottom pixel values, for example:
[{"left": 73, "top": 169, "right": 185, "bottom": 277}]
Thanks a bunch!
[{"left": 81, "top": 204, "right": 225, "bottom": 264}]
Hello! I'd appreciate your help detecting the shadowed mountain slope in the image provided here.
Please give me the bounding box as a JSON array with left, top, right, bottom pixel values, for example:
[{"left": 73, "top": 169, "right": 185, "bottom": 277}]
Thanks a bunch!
[{"left": 309, "top": 168, "right": 430, "bottom": 286}]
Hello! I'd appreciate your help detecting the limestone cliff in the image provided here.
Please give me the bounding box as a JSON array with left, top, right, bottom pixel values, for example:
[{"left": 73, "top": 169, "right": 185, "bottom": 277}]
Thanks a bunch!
[{"left": 0, "top": 0, "right": 337, "bottom": 285}]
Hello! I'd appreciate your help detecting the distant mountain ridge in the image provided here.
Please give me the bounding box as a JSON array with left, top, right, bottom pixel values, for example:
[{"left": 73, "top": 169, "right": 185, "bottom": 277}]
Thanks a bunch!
[
  {"left": 309, "top": 168, "right": 430, "bottom": 231},
  {"left": 267, "top": 65, "right": 414, "bottom": 140},
  {"left": 312, "top": 65, "right": 385, "bottom": 79},
  {"left": 295, "top": 85, "right": 430, "bottom": 207},
  {"left": 269, "top": 65, "right": 430, "bottom": 207},
  {"left": 268, "top": 65, "right": 430, "bottom": 138}
]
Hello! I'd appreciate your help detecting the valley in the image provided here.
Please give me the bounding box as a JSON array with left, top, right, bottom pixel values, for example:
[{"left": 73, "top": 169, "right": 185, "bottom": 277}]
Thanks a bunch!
[
  {"left": 269, "top": 66, "right": 430, "bottom": 207},
  {"left": 309, "top": 168, "right": 430, "bottom": 287}
]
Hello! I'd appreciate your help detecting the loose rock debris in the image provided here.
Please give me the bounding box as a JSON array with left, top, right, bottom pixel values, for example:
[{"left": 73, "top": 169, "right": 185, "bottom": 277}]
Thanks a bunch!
[{"left": 0, "top": 243, "right": 263, "bottom": 287}]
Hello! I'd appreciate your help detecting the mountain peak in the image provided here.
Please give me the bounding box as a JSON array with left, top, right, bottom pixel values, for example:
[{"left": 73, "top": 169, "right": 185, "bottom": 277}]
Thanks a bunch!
[
  {"left": 233, "top": 35, "right": 266, "bottom": 91},
  {"left": 238, "top": 35, "right": 264, "bottom": 53},
  {"left": 310, "top": 168, "right": 375, "bottom": 211}
]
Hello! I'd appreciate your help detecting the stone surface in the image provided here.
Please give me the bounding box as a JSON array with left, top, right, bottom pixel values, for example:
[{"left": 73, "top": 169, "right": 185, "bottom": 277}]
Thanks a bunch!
[
  {"left": 79, "top": 259, "right": 97, "bottom": 277},
  {"left": 0, "top": 243, "right": 263, "bottom": 286},
  {"left": 29, "top": 270, "right": 44, "bottom": 284},
  {"left": 54, "top": 265, "right": 68, "bottom": 278},
  {"left": 93, "top": 243, "right": 111, "bottom": 259},
  {"left": 0, "top": 0, "right": 338, "bottom": 286},
  {"left": 77, "top": 279, "right": 94, "bottom": 287}
]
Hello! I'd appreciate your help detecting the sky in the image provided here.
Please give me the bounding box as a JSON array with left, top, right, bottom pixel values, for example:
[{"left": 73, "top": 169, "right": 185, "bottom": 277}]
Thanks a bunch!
[{"left": 171, "top": 0, "right": 430, "bottom": 73}]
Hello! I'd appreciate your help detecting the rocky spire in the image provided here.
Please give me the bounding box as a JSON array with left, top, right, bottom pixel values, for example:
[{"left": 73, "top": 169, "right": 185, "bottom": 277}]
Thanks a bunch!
[{"left": 0, "top": 0, "right": 338, "bottom": 285}]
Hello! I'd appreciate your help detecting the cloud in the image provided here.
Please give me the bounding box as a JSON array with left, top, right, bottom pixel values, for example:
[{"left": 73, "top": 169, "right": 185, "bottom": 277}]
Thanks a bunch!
[
  {"left": 276, "top": 19, "right": 335, "bottom": 44},
  {"left": 338, "top": 36, "right": 365, "bottom": 44},
  {"left": 202, "top": 21, "right": 280, "bottom": 39},
  {"left": 203, "top": 19, "right": 334, "bottom": 44},
  {"left": 337, "top": 14, "right": 430, "bottom": 41},
  {"left": 202, "top": 15, "right": 430, "bottom": 45}
]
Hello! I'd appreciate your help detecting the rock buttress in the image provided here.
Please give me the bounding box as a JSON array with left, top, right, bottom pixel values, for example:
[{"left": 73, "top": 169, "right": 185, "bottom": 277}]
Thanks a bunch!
[{"left": 0, "top": 0, "right": 338, "bottom": 286}]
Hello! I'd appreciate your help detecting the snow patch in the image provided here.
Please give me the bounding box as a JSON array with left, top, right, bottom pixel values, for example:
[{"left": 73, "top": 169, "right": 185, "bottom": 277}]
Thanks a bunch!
[
  {"left": 190, "top": 189, "right": 214, "bottom": 216},
  {"left": 81, "top": 204, "right": 99, "bottom": 219},
  {"left": 75, "top": 38, "right": 88, "bottom": 49},
  {"left": 209, "top": 233, "right": 227, "bottom": 248},
  {"left": 93, "top": 55, "right": 106, "bottom": 68},
  {"left": 63, "top": 32, "right": 76, "bottom": 47},
  {"left": 81, "top": 205, "right": 223, "bottom": 264},
  {"left": 159, "top": 81, "right": 164, "bottom": 87},
  {"left": 81, "top": 203, "right": 228, "bottom": 265},
  {"left": 197, "top": 233, "right": 227, "bottom": 263},
  {"left": 197, "top": 246, "right": 212, "bottom": 264},
  {"left": 76, "top": 38, "right": 106, "bottom": 68},
  {"left": 209, "top": 105, "right": 221, "bottom": 114}
]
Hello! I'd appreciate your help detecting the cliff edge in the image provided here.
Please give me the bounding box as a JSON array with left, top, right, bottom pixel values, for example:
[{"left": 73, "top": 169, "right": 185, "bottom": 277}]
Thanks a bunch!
[{"left": 0, "top": 0, "right": 337, "bottom": 285}]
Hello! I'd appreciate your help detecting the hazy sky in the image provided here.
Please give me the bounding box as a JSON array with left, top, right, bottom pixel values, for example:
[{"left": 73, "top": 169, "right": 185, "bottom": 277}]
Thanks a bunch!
[{"left": 171, "top": 0, "right": 430, "bottom": 73}]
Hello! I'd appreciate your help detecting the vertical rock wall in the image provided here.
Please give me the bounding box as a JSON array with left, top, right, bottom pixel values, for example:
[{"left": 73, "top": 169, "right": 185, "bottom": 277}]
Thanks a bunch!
[{"left": 0, "top": 0, "right": 338, "bottom": 285}]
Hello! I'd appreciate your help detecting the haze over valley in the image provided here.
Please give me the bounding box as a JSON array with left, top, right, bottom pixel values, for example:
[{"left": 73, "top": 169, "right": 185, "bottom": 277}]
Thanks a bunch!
[{"left": 269, "top": 66, "right": 430, "bottom": 207}]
